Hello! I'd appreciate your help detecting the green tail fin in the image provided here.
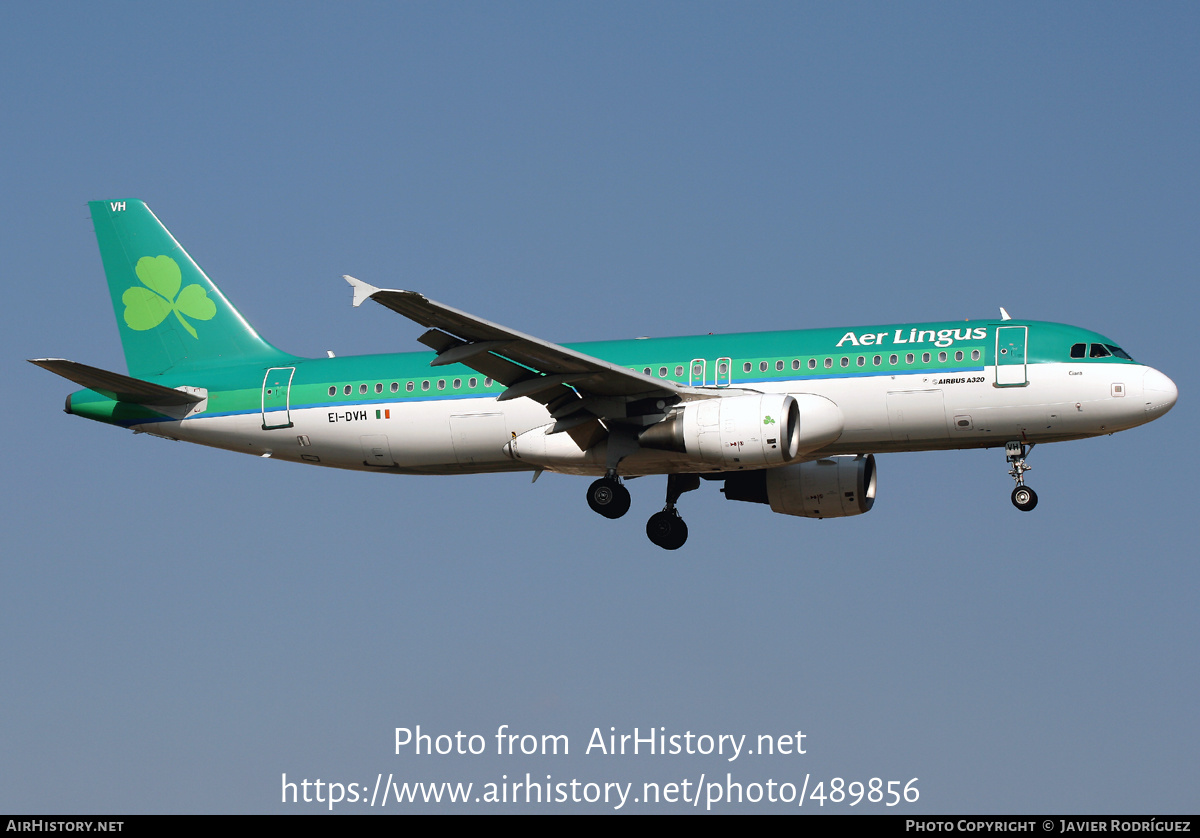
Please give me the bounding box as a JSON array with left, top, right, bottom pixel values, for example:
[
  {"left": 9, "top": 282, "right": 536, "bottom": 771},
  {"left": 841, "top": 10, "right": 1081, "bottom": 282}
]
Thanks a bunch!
[{"left": 89, "top": 200, "right": 298, "bottom": 377}]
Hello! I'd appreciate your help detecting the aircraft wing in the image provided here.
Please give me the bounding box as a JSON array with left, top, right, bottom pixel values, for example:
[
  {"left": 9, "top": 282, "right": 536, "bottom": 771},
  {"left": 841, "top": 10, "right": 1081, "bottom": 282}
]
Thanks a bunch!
[{"left": 344, "top": 277, "right": 698, "bottom": 433}]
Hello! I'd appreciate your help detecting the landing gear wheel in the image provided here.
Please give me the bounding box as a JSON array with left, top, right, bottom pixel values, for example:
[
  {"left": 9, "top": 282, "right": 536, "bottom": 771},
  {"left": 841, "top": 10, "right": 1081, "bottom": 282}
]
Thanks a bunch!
[
  {"left": 1011, "top": 485, "right": 1038, "bottom": 512},
  {"left": 587, "top": 477, "right": 631, "bottom": 519},
  {"left": 646, "top": 509, "right": 688, "bottom": 550},
  {"left": 1005, "top": 441, "right": 1038, "bottom": 512}
]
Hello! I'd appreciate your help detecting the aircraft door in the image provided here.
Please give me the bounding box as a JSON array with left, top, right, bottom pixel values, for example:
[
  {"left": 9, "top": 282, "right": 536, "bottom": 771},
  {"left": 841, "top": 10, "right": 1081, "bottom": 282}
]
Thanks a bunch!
[
  {"left": 261, "top": 367, "right": 295, "bottom": 430},
  {"left": 995, "top": 326, "right": 1028, "bottom": 387},
  {"left": 715, "top": 357, "right": 732, "bottom": 388},
  {"left": 689, "top": 358, "right": 706, "bottom": 387}
]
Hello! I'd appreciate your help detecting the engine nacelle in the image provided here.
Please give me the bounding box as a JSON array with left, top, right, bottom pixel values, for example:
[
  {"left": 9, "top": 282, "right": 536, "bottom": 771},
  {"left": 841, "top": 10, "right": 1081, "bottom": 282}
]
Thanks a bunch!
[
  {"left": 640, "top": 393, "right": 842, "bottom": 468},
  {"left": 723, "top": 454, "right": 877, "bottom": 518}
]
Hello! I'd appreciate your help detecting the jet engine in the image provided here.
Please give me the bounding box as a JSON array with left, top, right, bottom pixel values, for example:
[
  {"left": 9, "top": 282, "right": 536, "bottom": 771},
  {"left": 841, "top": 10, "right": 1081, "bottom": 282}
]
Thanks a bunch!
[
  {"left": 639, "top": 393, "right": 842, "bottom": 469},
  {"left": 722, "top": 454, "right": 877, "bottom": 518}
]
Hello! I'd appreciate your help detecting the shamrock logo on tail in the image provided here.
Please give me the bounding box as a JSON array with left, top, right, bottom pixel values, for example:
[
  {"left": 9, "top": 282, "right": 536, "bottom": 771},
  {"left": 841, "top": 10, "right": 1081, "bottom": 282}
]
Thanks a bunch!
[{"left": 122, "top": 255, "right": 216, "bottom": 339}]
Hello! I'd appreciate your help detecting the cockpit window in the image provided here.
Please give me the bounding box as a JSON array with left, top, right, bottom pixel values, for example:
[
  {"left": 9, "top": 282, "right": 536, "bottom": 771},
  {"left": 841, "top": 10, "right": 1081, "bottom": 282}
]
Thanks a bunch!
[{"left": 1074, "top": 341, "right": 1132, "bottom": 361}]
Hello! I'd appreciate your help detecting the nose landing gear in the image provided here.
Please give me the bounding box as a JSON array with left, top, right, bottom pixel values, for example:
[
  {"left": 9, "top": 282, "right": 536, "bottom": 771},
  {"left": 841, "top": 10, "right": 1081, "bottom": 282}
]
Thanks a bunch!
[
  {"left": 1006, "top": 441, "right": 1038, "bottom": 512},
  {"left": 1011, "top": 484, "right": 1038, "bottom": 511}
]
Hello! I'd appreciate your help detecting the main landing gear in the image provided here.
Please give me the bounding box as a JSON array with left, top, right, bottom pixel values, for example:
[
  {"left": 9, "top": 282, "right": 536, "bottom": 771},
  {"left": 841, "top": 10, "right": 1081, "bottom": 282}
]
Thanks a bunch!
[
  {"left": 646, "top": 474, "right": 700, "bottom": 550},
  {"left": 1005, "top": 441, "right": 1038, "bottom": 512},
  {"left": 586, "top": 471, "right": 700, "bottom": 550},
  {"left": 586, "top": 471, "right": 631, "bottom": 519}
]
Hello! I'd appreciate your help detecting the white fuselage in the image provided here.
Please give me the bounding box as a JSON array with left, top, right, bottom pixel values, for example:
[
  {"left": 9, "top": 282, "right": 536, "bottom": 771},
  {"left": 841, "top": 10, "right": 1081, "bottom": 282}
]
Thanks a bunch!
[{"left": 139, "top": 361, "right": 1175, "bottom": 478}]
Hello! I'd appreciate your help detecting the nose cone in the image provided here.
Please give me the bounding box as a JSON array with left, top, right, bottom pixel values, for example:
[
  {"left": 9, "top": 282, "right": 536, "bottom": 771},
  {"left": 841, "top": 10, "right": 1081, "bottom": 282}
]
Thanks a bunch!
[{"left": 1142, "top": 367, "right": 1178, "bottom": 417}]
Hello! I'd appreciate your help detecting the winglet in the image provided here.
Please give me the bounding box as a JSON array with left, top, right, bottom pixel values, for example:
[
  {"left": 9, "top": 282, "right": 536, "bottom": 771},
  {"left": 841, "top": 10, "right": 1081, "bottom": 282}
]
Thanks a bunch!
[{"left": 343, "top": 275, "right": 381, "bottom": 308}]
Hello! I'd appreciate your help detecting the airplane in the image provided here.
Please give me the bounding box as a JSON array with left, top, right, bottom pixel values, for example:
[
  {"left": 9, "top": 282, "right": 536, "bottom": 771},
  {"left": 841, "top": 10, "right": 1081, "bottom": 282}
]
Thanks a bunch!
[{"left": 31, "top": 201, "right": 1178, "bottom": 550}]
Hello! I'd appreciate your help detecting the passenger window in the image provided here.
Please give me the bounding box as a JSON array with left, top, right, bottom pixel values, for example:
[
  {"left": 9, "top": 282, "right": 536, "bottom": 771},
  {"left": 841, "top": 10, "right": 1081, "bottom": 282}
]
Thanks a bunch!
[
  {"left": 857, "top": 356, "right": 865, "bottom": 367},
  {"left": 938, "top": 351, "right": 947, "bottom": 362},
  {"left": 955, "top": 351, "right": 963, "bottom": 361},
  {"left": 390, "top": 382, "right": 399, "bottom": 393},
  {"left": 890, "top": 354, "right": 898, "bottom": 365},
  {"left": 343, "top": 385, "right": 352, "bottom": 395},
  {"left": 840, "top": 357, "right": 849, "bottom": 368},
  {"left": 375, "top": 383, "right": 383, "bottom": 394},
  {"left": 406, "top": 382, "right": 414, "bottom": 392},
  {"left": 659, "top": 366, "right": 668, "bottom": 377},
  {"left": 971, "top": 350, "right": 981, "bottom": 361},
  {"left": 743, "top": 362, "right": 752, "bottom": 373},
  {"left": 675, "top": 366, "right": 684, "bottom": 376},
  {"left": 792, "top": 359, "right": 800, "bottom": 370},
  {"left": 1090, "top": 344, "right": 1112, "bottom": 358},
  {"left": 469, "top": 377, "right": 477, "bottom": 388},
  {"left": 775, "top": 360, "right": 784, "bottom": 371},
  {"left": 824, "top": 358, "right": 832, "bottom": 369},
  {"left": 485, "top": 378, "right": 493, "bottom": 387},
  {"left": 643, "top": 367, "right": 651, "bottom": 375},
  {"left": 808, "top": 359, "right": 816, "bottom": 370},
  {"left": 1070, "top": 343, "right": 1086, "bottom": 359},
  {"left": 922, "top": 352, "right": 931, "bottom": 363},
  {"left": 421, "top": 381, "right": 430, "bottom": 391},
  {"left": 359, "top": 384, "right": 368, "bottom": 394},
  {"left": 328, "top": 386, "right": 336, "bottom": 396},
  {"left": 453, "top": 378, "right": 461, "bottom": 389},
  {"left": 873, "top": 355, "right": 881, "bottom": 366},
  {"left": 759, "top": 361, "right": 768, "bottom": 372},
  {"left": 438, "top": 380, "right": 446, "bottom": 390},
  {"left": 906, "top": 353, "right": 914, "bottom": 364}
]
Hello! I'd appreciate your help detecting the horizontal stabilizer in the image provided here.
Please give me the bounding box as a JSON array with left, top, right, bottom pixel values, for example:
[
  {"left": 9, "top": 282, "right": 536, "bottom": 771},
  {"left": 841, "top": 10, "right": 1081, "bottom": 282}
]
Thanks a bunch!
[{"left": 28, "top": 359, "right": 203, "bottom": 405}]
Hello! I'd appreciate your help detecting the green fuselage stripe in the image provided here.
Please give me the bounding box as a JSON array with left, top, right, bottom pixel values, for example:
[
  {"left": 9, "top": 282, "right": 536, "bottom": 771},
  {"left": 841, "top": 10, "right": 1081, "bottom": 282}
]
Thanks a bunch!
[{"left": 66, "top": 318, "right": 1137, "bottom": 425}]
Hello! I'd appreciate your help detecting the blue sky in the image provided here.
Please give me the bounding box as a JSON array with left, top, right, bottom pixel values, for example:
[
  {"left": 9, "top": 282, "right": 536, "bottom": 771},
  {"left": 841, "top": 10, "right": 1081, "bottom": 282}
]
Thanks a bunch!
[{"left": 2, "top": 2, "right": 1197, "bottom": 813}]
